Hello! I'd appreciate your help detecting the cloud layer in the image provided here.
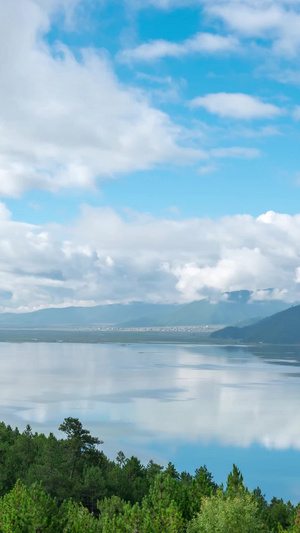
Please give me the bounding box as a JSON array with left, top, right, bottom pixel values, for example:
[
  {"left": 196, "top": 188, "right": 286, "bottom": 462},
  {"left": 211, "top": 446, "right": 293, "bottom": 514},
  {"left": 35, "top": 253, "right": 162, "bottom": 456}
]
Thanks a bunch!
[
  {"left": 0, "top": 0, "right": 296, "bottom": 198},
  {"left": 0, "top": 0, "right": 203, "bottom": 197},
  {"left": 1, "top": 204, "right": 300, "bottom": 311},
  {"left": 1, "top": 0, "right": 299, "bottom": 313}
]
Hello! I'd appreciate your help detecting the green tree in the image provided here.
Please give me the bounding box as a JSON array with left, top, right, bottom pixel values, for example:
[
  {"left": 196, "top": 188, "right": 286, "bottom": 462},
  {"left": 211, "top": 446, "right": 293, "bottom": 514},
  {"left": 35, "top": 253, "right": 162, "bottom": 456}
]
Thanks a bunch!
[
  {"left": 146, "top": 460, "right": 163, "bottom": 484},
  {"left": 266, "top": 497, "right": 295, "bottom": 532},
  {"left": 116, "top": 451, "right": 126, "bottom": 467},
  {"left": 59, "top": 417, "right": 103, "bottom": 480},
  {"left": 110, "top": 456, "right": 148, "bottom": 503},
  {"left": 293, "top": 508, "right": 300, "bottom": 531},
  {"left": 1, "top": 425, "right": 37, "bottom": 494},
  {"left": 100, "top": 501, "right": 142, "bottom": 533},
  {"left": 0, "top": 481, "right": 62, "bottom": 532},
  {"left": 141, "top": 473, "right": 184, "bottom": 532},
  {"left": 79, "top": 465, "right": 107, "bottom": 512},
  {"left": 0, "top": 422, "right": 19, "bottom": 495},
  {"left": 98, "top": 475, "right": 184, "bottom": 533},
  {"left": 61, "top": 499, "right": 100, "bottom": 532},
  {"left": 252, "top": 486, "right": 270, "bottom": 526},
  {"left": 187, "top": 490, "right": 267, "bottom": 533},
  {"left": 164, "top": 462, "right": 180, "bottom": 480},
  {"left": 226, "top": 464, "right": 245, "bottom": 496},
  {"left": 187, "top": 466, "right": 218, "bottom": 520},
  {"left": 25, "top": 432, "right": 70, "bottom": 501}
]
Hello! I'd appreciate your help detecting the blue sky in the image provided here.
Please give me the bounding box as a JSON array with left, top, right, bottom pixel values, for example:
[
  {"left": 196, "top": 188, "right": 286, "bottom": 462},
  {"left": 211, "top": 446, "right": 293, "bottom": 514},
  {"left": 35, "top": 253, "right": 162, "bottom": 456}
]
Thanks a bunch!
[{"left": 1, "top": 0, "right": 300, "bottom": 310}]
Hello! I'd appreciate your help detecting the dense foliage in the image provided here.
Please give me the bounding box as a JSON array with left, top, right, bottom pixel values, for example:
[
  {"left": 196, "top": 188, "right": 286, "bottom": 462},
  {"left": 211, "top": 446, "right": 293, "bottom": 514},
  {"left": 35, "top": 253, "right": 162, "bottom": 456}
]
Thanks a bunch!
[{"left": 0, "top": 418, "right": 298, "bottom": 532}]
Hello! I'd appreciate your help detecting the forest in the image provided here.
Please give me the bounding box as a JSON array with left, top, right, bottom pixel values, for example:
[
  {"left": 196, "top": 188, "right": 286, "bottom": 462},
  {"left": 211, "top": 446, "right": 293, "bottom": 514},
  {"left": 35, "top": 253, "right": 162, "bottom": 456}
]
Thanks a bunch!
[{"left": 0, "top": 417, "right": 298, "bottom": 532}]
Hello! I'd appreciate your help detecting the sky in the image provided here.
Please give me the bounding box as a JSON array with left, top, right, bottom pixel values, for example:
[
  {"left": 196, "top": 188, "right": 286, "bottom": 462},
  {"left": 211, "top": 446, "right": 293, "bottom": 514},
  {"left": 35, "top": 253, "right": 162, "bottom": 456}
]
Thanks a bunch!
[{"left": 1, "top": 0, "right": 300, "bottom": 311}]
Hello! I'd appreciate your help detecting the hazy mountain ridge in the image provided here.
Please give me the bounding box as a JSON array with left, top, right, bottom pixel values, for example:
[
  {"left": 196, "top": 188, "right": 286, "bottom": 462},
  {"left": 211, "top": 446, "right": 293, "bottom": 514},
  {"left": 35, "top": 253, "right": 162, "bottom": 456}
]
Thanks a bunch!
[
  {"left": 0, "top": 303, "right": 176, "bottom": 328},
  {"left": 0, "top": 291, "right": 290, "bottom": 328},
  {"left": 211, "top": 304, "right": 300, "bottom": 344}
]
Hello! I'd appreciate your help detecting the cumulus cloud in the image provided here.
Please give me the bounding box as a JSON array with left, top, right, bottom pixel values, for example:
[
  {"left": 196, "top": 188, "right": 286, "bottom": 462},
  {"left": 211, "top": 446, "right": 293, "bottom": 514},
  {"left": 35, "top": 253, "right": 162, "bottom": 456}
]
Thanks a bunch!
[
  {"left": 0, "top": 0, "right": 203, "bottom": 197},
  {"left": 190, "top": 93, "right": 282, "bottom": 119},
  {"left": 206, "top": 1, "right": 300, "bottom": 56},
  {"left": 130, "top": 0, "right": 300, "bottom": 57},
  {"left": 118, "top": 32, "right": 239, "bottom": 63},
  {"left": 1, "top": 205, "right": 300, "bottom": 311}
]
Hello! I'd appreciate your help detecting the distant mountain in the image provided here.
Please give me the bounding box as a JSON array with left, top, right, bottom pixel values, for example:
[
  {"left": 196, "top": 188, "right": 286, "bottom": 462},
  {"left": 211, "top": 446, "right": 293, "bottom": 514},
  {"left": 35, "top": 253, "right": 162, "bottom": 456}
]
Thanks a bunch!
[
  {"left": 0, "top": 302, "right": 176, "bottom": 328},
  {"left": 0, "top": 290, "right": 291, "bottom": 328},
  {"left": 233, "top": 317, "right": 262, "bottom": 328},
  {"left": 161, "top": 297, "right": 287, "bottom": 327},
  {"left": 211, "top": 304, "right": 300, "bottom": 344}
]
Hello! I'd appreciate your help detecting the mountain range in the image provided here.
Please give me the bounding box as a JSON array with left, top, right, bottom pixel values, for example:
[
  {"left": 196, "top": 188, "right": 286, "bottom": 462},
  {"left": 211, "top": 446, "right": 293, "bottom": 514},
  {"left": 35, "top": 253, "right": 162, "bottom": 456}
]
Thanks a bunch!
[{"left": 0, "top": 290, "right": 290, "bottom": 328}]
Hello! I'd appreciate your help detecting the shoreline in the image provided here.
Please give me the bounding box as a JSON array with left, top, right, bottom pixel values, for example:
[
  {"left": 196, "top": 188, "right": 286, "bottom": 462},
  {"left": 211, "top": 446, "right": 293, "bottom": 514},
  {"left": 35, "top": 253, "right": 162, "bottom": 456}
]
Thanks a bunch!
[{"left": 0, "top": 327, "right": 298, "bottom": 346}]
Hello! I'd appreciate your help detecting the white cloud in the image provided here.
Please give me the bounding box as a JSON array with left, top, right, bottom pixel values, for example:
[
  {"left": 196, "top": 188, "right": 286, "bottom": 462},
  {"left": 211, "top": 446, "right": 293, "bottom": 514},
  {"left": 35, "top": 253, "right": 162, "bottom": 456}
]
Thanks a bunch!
[
  {"left": 293, "top": 172, "right": 300, "bottom": 186},
  {"left": 1, "top": 205, "right": 300, "bottom": 310},
  {"left": 0, "top": 0, "right": 203, "bottom": 197},
  {"left": 129, "top": 0, "right": 300, "bottom": 57},
  {"left": 235, "top": 125, "right": 281, "bottom": 138},
  {"left": 270, "top": 67, "right": 300, "bottom": 86},
  {"left": 119, "top": 32, "right": 239, "bottom": 63},
  {"left": 197, "top": 164, "right": 217, "bottom": 175},
  {"left": 190, "top": 93, "right": 282, "bottom": 119},
  {"left": 120, "top": 40, "right": 183, "bottom": 62},
  {"left": 0, "top": 202, "right": 12, "bottom": 221},
  {"left": 293, "top": 106, "right": 300, "bottom": 120},
  {"left": 128, "top": 0, "right": 196, "bottom": 9},
  {"left": 208, "top": 4, "right": 286, "bottom": 37},
  {"left": 210, "top": 146, "right": 261, "bottom": 158},
  {"left": 206, "top": 1, "right": 300, "bottom": 56}
]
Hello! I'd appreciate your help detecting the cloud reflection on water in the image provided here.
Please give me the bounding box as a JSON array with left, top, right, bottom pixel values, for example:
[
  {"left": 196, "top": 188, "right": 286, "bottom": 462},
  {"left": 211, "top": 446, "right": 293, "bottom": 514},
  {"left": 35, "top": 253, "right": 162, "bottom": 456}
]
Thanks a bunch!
[{"left": 0, "top": 343, "right": 299, "bottom": 451}]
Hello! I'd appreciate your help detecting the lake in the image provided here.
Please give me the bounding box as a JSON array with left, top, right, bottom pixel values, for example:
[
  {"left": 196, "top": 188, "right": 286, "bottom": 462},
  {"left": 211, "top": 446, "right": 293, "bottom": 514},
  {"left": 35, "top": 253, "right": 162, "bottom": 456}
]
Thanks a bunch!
[{"left": 0, "top": 341, "right": 300, "bottom": 503}]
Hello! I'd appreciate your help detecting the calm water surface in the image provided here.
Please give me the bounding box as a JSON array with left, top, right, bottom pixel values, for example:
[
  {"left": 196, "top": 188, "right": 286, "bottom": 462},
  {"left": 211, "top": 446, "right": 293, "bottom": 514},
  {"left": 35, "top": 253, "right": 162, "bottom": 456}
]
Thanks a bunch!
[{"left": 0, "top": 342, "right": 300, "bottom": 502}]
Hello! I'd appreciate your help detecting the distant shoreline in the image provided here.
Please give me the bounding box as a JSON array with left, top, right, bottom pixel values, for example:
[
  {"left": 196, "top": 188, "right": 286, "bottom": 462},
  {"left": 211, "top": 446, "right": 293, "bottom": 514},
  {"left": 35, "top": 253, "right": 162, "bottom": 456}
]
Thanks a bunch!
[
  {"left": 0, "top": 327, "right": 297, "bottom": 346},
  {"left": 0, "top": 326, "right": 239, "bottom": 344}
]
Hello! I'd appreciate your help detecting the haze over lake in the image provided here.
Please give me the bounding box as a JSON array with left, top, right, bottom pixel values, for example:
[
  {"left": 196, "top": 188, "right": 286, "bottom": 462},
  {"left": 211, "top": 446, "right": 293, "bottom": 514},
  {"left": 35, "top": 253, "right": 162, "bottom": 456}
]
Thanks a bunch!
[{"left": 1, "top": 342, "right": 299, "bottom": 502}]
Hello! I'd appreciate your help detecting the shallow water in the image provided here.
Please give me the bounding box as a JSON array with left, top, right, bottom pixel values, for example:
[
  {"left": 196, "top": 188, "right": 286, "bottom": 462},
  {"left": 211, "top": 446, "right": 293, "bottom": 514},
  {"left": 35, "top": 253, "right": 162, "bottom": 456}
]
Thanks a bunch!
[{"left": 0, "top": 342, "right": 300, "bottom": 502}]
